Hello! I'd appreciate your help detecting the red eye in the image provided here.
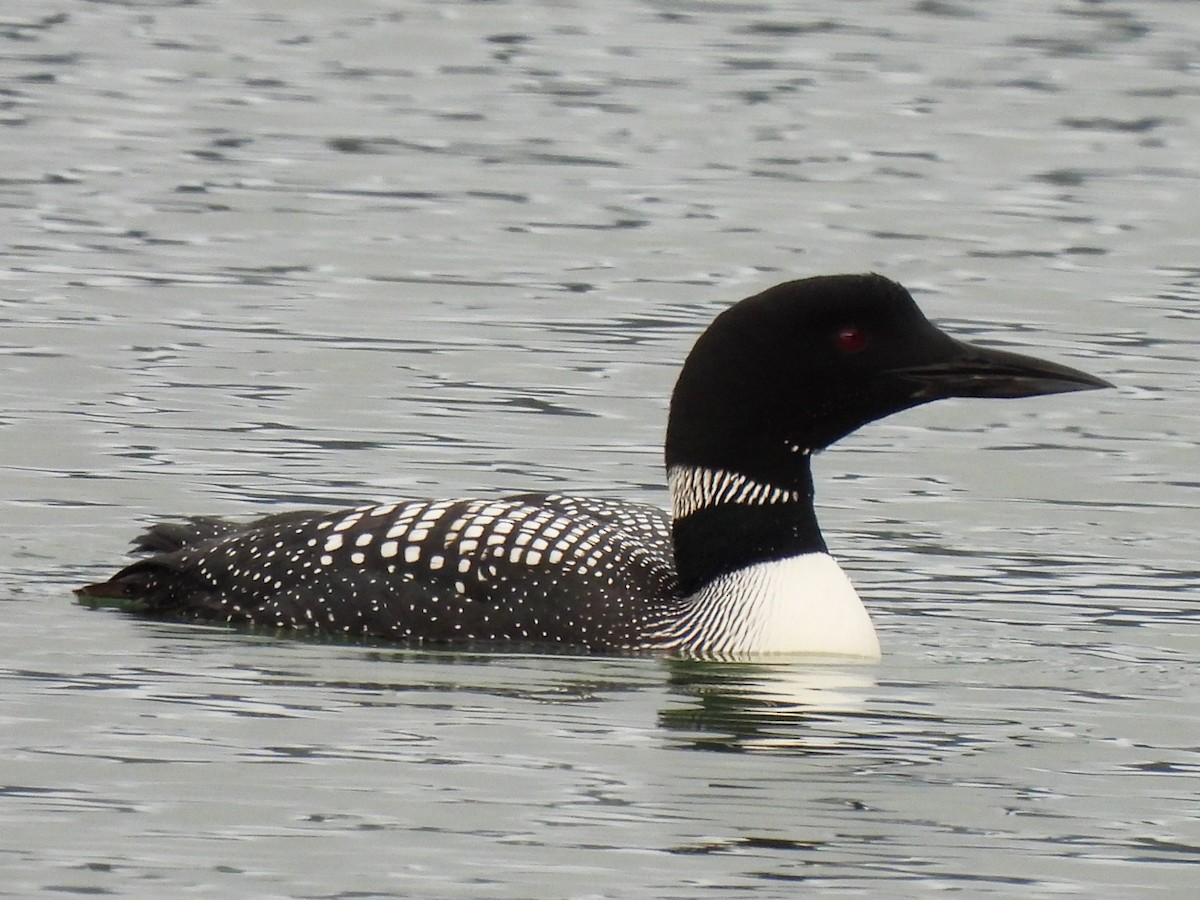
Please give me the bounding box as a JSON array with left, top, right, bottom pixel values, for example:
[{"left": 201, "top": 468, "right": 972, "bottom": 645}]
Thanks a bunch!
[{"left": 836, "top": 326, "right": 868, "bottom": 354}]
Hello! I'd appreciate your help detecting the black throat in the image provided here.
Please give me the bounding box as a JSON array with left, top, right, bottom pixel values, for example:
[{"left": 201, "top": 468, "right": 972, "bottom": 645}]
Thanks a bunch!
[{"left": 669, "top": 461, "right": 827, "bottom": 595}]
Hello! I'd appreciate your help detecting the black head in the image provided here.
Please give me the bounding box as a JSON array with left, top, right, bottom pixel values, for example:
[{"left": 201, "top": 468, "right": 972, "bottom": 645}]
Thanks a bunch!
[{"left": 665, "top": 274, "right": 1110, "bottom": 489}]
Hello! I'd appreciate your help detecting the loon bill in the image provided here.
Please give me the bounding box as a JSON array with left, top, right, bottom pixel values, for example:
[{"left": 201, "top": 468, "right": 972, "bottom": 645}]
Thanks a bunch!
[{"left": 77, "top": 274, "right": 1111, "bottom": 657}]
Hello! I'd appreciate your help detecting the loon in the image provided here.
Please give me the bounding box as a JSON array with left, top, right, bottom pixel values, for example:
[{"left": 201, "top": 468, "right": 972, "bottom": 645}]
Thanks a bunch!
[{"left": 77, "top": 274, "right": 1110, "bottom": 657}]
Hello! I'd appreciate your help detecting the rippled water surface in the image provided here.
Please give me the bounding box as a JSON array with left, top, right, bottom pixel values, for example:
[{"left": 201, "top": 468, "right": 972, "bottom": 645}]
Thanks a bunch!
[{"left": 3, "top": 1, "right": 1198, "bottom": 897}]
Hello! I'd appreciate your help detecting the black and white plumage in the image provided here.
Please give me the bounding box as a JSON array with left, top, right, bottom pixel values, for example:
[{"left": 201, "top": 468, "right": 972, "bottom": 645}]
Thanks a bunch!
[
  {"left": 115, "top": 495, "right": 680, "bottom": 649},
  {"left": 78, "top": 274, "right": 1110, "bottom": 657}
]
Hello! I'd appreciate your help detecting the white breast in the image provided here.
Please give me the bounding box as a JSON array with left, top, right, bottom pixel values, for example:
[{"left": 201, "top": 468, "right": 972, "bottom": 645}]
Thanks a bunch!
[{"left": 654, "top": 553, "right": 881, "bottom": 659}]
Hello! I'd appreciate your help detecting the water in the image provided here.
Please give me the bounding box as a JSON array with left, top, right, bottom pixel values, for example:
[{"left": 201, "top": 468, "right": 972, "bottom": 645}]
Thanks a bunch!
[{"left": 3, "top": 0, "right": 1198, "bottom": 896}]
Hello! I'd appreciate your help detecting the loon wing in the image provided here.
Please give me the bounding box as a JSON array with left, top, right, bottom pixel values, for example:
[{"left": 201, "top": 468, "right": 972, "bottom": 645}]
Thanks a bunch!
[{"left": 78, "top": 495, "right": 679, "bottom": 650}]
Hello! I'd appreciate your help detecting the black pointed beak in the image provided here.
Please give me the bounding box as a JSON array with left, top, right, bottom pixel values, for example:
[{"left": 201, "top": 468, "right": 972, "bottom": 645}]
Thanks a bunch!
[{"left": 896, "top": 336, "right": 1113, "bottom": 401}]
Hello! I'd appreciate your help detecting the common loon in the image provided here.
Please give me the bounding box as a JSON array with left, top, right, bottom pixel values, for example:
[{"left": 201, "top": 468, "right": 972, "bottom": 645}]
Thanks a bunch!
[{"left": 77, "top": 274, "right": 1110, "bottom": 657}]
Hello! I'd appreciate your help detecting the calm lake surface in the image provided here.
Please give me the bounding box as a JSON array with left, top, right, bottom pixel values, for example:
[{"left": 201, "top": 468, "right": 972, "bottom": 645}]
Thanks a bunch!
[{"left": 3, "top": 0, "right": 1198, "bottom": 896}]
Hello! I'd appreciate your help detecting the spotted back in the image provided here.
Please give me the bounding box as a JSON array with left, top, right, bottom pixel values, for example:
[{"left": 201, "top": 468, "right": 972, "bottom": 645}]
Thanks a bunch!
[{"left": 110, "top": 493, "right": 681, "bottom": 650}]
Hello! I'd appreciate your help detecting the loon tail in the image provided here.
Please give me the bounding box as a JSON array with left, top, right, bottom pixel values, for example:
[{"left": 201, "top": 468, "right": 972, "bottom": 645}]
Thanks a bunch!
[{"left": 75, "top": 510, "right": 329, "bottom": 605}]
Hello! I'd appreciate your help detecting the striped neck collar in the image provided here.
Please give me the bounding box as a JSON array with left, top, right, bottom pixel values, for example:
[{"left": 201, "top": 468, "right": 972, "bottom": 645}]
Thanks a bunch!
[{"left": 667, "top": 464, "right": 809, "bottom": 521}]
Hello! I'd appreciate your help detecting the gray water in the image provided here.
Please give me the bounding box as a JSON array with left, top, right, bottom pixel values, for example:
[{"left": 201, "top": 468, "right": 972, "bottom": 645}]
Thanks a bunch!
[{"left": 3, "top": 0, "right": 1198, "bottom": 896}]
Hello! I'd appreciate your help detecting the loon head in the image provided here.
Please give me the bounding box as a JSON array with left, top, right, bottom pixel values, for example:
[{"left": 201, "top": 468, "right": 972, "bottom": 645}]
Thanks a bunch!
[{"left": 665, "top": 273, "right": 1110, "bottom": 492}]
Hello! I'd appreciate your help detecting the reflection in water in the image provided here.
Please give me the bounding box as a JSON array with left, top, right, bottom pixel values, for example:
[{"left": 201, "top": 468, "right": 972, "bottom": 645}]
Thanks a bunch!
[
  {"left": 659, "top": 657, "right": 1034, "bottom": 767},
  {"left": 659, "top": 657, "right": 878, "bottom": 753}
]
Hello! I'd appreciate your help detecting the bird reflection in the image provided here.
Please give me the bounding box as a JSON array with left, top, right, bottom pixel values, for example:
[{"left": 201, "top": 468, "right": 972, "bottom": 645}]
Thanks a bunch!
[{"left": 659, "top": 657, "right": 878, "bottom": 754}]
